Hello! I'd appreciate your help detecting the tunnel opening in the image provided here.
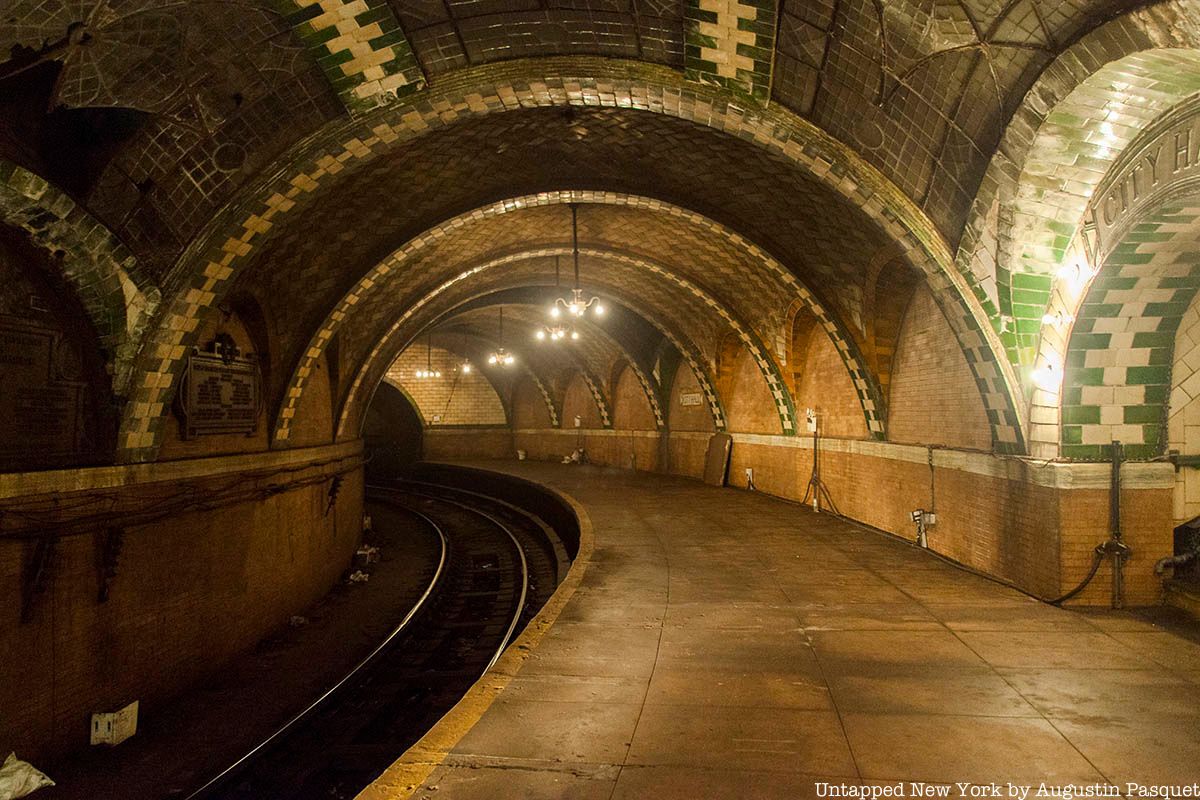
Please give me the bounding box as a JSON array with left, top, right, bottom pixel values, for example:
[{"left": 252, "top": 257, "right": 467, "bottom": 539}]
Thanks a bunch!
[{"left": 362, "top": 382, "right": 424, "bottom": 483}]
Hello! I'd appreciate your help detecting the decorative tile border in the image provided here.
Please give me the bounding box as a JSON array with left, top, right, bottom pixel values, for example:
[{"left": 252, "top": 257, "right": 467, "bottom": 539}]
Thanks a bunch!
[
  {"left": 684, "top": 0, "right": 777, "bottom": 100},
  {"left": 274, "top": 0, "right": 424, "bottom": 112},
  {"left": 529, "top": 372, "right": 560, "bottom": 429},
  {"left": 0, "top": 160, "right": 159, "bottom": 395},
  {"left": 623, "top": 360, "right": 666, "bottom": 429}
]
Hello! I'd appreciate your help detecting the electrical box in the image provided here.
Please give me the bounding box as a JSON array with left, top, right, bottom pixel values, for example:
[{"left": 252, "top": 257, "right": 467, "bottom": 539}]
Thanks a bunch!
[{"left": 91, "top": 700, "right": 138, "bottom": 746}]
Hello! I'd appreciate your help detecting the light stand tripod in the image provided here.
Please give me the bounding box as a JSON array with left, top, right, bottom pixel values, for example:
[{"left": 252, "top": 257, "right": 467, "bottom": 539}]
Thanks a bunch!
[{"left": 801, "top": 409, "right": 838, "bottom": 514}]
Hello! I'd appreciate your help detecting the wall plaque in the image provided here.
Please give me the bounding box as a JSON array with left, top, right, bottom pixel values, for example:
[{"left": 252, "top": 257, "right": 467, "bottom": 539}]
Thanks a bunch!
[
  {"left": 0, "top": 317, "right": 86, "bottom": 470},
  {"left": 180, "top": 350, "right": 260, "bottom": 438},
  {"left": 679, "top": 391, "right": 704, "bottom": 407}
]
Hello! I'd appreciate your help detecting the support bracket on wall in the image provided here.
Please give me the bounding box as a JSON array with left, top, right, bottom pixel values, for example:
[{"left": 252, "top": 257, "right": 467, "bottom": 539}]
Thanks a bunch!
[{"left": 21, "top": 534, "right": 56, "bottom": 623}]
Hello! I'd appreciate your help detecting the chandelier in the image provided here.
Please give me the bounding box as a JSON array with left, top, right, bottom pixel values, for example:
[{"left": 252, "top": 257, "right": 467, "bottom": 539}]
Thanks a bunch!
[
  {"left": 550, "top": 204, "right": 605, "bottom": 320},
  {"left": 537, "top": 256, "right": 581, "bottom": 342},
  {"left": 413, "top": 333, "right": 442, "bottom": 379},
  {"left": 487, "top": 307, "right": 516, "bottom": 367}
]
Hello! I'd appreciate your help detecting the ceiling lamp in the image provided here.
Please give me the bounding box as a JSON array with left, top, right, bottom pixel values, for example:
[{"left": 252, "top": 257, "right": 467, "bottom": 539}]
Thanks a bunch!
[
  {"left": 414, "top": 333, "right": 442, "bottom": 379},
  {"left": 538, "top": 256, "right": 581, "bottom": 342},
  {"left": 550, "top": 204, "right": 605, "bottom": 319},
  {"left": 460, "top": 360, "right": 473, "bottom": 374},
  {"left": 487, "top": 307, "right": 516, "bottom": 367}
]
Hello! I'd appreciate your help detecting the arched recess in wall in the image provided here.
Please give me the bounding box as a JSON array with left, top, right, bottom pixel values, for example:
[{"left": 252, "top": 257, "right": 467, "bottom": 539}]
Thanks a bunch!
[
  {"left": 1060, "top": 200, "right": 1200, "bottom": 461},
  {"left": 955, "top": 1, "right": 1200, "bottom": 453},
  {"left": 717, "top": 332, "right": 782, "bottom": 435},
  {"left": 1169, "top": 285, "right": 1200, "bottom": 528},
  {"left": 512, "top": 373, "right": 557, "bottom": 430},
  {"left": 1029, "top": 92, "right": 1200, "bottom": 457},
  {"left": 888, "top": 285, "right": 994, "bottom": 451},
  {"left": 0, "top": 224, "right": 117, "bottom": 469},
  {"left": 862, "top": 252, "right": 923, "bottom": 405},
  {"left": 611, "top": 361, "right": 657, "bottom": 431},
  {"left": 0, "top": 161, "right": 158, "bottom": 395},
  {"left": 561, "top": 370, "right": 607, "bottom": 430},
  {"left": 786, "top": 304, "right": 870, "bottom": 440},
  {"left": 113, "top": 63, "right": 1022, "bottom": 464}
]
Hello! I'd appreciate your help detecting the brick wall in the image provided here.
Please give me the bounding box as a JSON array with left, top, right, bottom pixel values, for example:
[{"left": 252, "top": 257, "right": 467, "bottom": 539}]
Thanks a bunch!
[
  {"left": 611, "top": 365, "right": 656, "bottom": 431},
  {"left": 512, "top": 376, "right": 554, "bottom": 429},
  {"left": 888, "top": 286, "right": 993, "bottom": 450},
  {"left": 425, "top": 428, "right": 514, "bottom": 460},
  {"left": 664, "top": 363, "right": 715, "bottom": 479},
  {"left": 792, "top": 327, "right": 869, "bottom": 439},
  {"left": 386, "top": 347, "right": 506, "bottom": 426},
  {"left": 507, "top": 424, "right": 1172, "bottom": 605},
  {"left": 0, "top": 443, "right": 364, "bottom": 762},
  {"left": 722, "top": 435, "right": 1169, "bottom": 604},
  {"left": 562, "top": 373, "right": 603, "bottom": 429},
  {"left": 721, "top": 339, "right": 781, "bottom": 434}
]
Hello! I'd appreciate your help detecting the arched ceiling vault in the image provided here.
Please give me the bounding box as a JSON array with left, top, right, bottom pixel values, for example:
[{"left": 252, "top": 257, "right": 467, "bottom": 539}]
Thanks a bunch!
[
  {"left": 437, "top": 306, "right": 615, "bottom": 429},
  {"left": 437, "top": 302, "right": 666, "bottom": 430},
  {"left": 329, "top": 265, "right": 730, "bottom": 441},
  {"left": 263, "top": 193, "right": 896, "bottom": 447},
  {"left": 4, "top": 3, "right": 1184, "bottom": 462},
  {"left": 386, "top": 330, "right": 519, "bottom": 420},
  {"left": 105, "top": 63, "right": 1026, "bottom": 462},
  {"left": 288, "top": 247, "right": 781, "bottom": 443}
]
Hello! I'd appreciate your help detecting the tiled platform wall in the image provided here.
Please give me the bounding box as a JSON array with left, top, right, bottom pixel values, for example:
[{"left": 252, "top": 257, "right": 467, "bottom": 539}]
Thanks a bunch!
[
  {"left": 509, "top": 427, "right": 1173, "bottom": 606},
  {"left": 0, "top": 442, "right": 364, "bottom": 762}
]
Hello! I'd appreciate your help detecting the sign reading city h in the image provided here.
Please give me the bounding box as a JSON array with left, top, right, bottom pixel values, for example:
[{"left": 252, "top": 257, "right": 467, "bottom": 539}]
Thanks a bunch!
[{"left": 1090, "top": 107, "right": 1200, "bottom": 253}]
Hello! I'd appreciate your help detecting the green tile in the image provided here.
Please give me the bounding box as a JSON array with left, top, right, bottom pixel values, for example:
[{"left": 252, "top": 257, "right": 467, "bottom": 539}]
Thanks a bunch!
[
  {"left": 1062, "top": 405, "right": 1100, "bottom": 424},
  {"left": 1126, "top": 365, "right": 1170, "bottom": 385},
  {"left": 1123, "top": 405, "right": 1160, "bottom": 424}
]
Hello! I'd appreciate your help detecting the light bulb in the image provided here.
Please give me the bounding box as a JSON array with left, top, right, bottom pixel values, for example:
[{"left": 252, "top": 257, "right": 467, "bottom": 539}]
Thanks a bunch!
[
  {"left": 1032, "top": 358, "right": 1061, "bottom": 393},
  {"left": 550, "top": 306, "right": 560, "bottom": 319},
  {"left": 462, "top": 363, "right": 471, "bottom": 373},
  {"left": 536, "top": 330, "right": 545, "bottom": 340},
  {"left": 570, "top": 330, "right": 579, "bottom": 340},
  {"left": 594, "top": 304, "right": 604, "bottom": 315},
  {"left": 488, "top": 355, "right": 497, "bottom": 364},
  {"left": 505, "top": 354, "right": 514, "bottom": 365},
  {"left": 1042, "top": 311, "right": 1075, "bottom": 327}
]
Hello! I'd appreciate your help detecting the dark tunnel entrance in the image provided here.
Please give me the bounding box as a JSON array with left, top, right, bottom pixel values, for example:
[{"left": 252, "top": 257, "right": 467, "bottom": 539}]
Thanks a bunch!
[{"left": 363, "top": 382, "right": 424, "bottom": 482}]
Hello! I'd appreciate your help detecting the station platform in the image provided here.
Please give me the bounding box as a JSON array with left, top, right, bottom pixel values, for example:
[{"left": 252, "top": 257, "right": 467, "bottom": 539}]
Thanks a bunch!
[{"left": 362, "top": 462, "right": 1200, "bottom": 800}]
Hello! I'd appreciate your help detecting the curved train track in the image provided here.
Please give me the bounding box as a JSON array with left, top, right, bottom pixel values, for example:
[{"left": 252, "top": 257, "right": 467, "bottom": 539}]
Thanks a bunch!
[{"left": 186, "top": 481, "right": 565, "bottom": 800}]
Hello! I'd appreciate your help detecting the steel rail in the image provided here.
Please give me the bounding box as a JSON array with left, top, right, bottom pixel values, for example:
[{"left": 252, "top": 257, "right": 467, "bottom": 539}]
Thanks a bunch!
[{"left": 183, "top": 504, "right": 448, "bottom": 800}]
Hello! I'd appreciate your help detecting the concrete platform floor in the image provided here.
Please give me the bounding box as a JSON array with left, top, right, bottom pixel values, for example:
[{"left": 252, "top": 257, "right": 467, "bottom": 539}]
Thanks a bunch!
[{"left": 369, "top": 462, "right": 1200, "bottom": 800}]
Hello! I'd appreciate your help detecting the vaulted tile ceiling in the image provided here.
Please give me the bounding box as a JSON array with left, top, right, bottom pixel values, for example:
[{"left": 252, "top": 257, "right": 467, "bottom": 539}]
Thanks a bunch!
[{"left": 1, "top": 0, "right": 1194, "bottom": 462}]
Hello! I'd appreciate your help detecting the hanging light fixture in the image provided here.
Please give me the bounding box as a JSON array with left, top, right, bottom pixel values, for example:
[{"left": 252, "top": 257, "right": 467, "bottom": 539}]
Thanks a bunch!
[
  {"left": 538, "top": 256, "right": 580, "bottom": 342},
  {"left": 549, "top": 204, "right": 605, "bottom": 319},
  {"left": 487, "top": 307, "right": 516, "bottom": 367},
  {"left": 414, "top": 332, "right": 442, "bottom": 379}
]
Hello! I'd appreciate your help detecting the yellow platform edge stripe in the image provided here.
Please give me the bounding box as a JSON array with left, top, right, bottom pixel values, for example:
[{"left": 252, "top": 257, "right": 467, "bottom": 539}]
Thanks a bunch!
[{"left": 355, "top": 478, "right": 595, "bottom": 800}]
